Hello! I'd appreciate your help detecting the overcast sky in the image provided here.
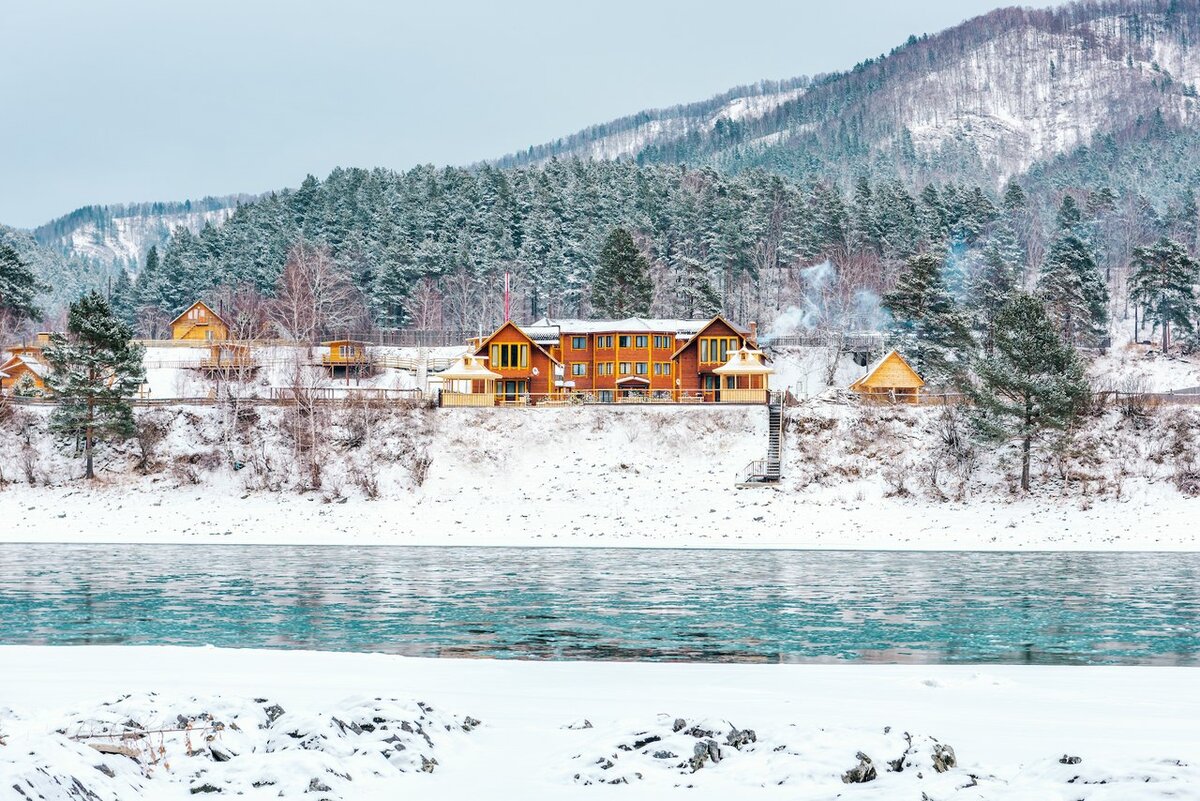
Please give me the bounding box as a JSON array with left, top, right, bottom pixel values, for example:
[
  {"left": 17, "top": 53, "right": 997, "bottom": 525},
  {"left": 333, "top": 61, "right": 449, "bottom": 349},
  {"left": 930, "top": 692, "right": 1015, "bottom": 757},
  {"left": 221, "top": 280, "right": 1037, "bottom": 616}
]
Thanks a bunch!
[{"left": 1, "top": 1, "right": 1062, "bottom": 228}]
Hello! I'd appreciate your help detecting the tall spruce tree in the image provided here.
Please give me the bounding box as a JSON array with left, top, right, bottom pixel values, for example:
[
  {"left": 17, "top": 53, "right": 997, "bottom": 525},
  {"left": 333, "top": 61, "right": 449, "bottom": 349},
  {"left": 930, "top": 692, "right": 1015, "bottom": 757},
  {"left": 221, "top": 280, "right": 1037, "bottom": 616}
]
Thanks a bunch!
[
  {"left": 0, "top": 242, "right": 41, "bottom": 322},
  {"left": 972, "top": 293, "right": 1089, "bottom": 491},
  {"left": 592, "top": 228, "right": 652, "bottom": 317},
  {"left": 108, "top": 268, "right": 137, "bottom": 325},
  {"left": 969, "top": 220, "right": 1023, "bottom": 354},
  {"left": 1037, "top": 197, "right": 1108, "bottom": 346},
  {"left": 882, "top": 253, "right": 972, "bottom": 382},
  {"left": 44, "top": 292, "right": 146, "bottom": 479},
  {"left": 1129, "top": 237, "right": 1199, "bottom": 352}
]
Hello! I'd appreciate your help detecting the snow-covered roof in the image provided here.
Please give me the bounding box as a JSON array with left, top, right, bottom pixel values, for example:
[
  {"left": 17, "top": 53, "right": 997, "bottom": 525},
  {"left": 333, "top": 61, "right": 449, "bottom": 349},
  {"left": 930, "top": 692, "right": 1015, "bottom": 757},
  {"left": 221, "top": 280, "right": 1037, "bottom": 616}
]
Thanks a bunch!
[
  {"left": 0, "top": 353, "right": 48, "bottom": 378},
  {"left": 520, "top": 325, "right": 562, "bottom": 345},
  {"left": 614, "top": 375, "right": 651, "bottom": 384},
  {"left": 436, "top": 354, "right": 502, "bottom": 381},
  {"left": 526, "top": 317, "right": 733, "bottom": 335},
  {"left": 713, "top": 346, "right": 774, "bottom": 375}
]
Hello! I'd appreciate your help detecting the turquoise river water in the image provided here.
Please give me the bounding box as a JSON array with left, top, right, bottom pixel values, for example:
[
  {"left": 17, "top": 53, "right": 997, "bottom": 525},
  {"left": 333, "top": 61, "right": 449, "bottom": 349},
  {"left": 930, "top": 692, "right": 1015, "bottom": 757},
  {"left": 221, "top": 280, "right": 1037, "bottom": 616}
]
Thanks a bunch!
[{"left": 0, "top": 545, "right": 1196, "bottom": 664}]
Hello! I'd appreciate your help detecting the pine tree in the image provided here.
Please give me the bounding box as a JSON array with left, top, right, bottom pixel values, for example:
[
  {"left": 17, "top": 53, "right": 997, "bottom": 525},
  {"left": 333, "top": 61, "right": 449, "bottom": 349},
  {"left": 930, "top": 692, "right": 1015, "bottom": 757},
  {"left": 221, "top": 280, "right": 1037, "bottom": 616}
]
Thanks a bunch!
[
  {"left": 44, "top": 292, "right": 146, "bottom": 480},
  {"left": 1129, "top": 237, "right": 1199, "bottom": 352},
  {"left": 592, "top": 228, "right": 652, "bottom": 317},
  {"left": 0, "top": 242, "right": 41, "bottom": 322},
  {"left": 883, "top": 253, "right": 973, "bottom": 382},
  {"left": 1038, "top": 197, "right": 1108, "bottom": 346},
  {"left": 969, "top": 220, "right": 1023, "bottom": 354},
  {"left": 971, "top": 293, "right": 1089, "bottom": 491},
  {"left": 108, "top": 268, "right": 136, "bottom": 325},
  {"left": 673, "top": 253, "right": 720, "bottom": 318}
]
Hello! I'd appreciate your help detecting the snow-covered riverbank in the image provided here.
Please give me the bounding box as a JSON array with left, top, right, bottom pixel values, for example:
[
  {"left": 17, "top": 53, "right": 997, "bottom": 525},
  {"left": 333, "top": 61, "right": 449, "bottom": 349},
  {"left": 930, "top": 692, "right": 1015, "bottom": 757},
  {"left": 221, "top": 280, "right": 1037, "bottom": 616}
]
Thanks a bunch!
[
  {"left": 0, "top": 481, "right": 1196, "bottom": 550},
  {"left": 1, "top": 647, "right": 1196, "bottom": 799},
  {"left": 1, "top": 402, "right": 1197, "bottom": 550}
]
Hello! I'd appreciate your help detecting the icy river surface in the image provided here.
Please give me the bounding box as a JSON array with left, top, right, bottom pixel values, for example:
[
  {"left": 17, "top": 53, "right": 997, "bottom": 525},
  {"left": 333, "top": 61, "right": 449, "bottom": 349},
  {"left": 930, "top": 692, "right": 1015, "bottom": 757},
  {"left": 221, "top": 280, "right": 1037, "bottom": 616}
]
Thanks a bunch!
[{"left": 1, "top": 545, "right": 1197, "bottom": 664}]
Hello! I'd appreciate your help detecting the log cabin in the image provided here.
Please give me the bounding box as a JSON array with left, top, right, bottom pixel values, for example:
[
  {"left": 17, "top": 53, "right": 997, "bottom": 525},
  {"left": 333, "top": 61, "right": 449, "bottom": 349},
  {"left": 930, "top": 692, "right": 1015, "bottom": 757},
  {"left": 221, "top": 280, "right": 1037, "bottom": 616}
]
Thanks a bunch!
[
  {"left": 443, "top": 315, "right": 765, "bottom": 405},
  {"left": 849, "top": 350, "right": 924, "bottom": 403},
  {"left": 321, "top": 339, "right": 374, "bottom": 379},
  {"left": 170, "top": 301, "right": 229, "bottom": 342},
  {"left": 0, "top": 353, "right": 49, "bottom": 395},
  {"left": 0, "top": 333, "right": 54, "bottom": 395}
]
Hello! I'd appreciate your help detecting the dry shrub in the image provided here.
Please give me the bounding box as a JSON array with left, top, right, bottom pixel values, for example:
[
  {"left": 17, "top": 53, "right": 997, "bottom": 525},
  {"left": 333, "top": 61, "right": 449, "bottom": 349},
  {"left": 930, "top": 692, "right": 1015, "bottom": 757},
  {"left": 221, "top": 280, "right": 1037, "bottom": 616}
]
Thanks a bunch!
[
  {"left": 134, "top": 411, "right": 171, "bottom": 474},
  {"left": 406, "top": 447, "right": 433, "bottom": 487},
  {"left": 881, "top": 460, "right": 911, "bottom": 497}
]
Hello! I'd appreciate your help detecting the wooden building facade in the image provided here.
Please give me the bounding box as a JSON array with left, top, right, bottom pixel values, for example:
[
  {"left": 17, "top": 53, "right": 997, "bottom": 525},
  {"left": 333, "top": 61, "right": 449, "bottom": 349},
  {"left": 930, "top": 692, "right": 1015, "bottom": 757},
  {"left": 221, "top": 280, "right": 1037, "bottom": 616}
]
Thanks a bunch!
[
  {"left": 849, "top": 350, "right": 924, "bottom": 403},
  {"left": 170, "top": 301, "right": 229, "bottom": 342},
  {"left": 445, "top": 316, "right": 766, "bottom": 405}
]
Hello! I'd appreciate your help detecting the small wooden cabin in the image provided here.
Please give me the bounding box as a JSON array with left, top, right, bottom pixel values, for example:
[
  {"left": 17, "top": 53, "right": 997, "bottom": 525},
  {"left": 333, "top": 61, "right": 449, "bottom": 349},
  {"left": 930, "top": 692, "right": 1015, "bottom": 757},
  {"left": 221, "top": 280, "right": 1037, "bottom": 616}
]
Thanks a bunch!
[
  {"left": 170, "top": 301, "right": 229, "bottom": 342},
  {"left": 849, "top": 350, "right": 924, "bottom": 404},
  {"left": 0, "top": 353, "right": 49, "bottom": 395},
  {"left": 322, "top": 339, "right": 374, "bottom": 379}
]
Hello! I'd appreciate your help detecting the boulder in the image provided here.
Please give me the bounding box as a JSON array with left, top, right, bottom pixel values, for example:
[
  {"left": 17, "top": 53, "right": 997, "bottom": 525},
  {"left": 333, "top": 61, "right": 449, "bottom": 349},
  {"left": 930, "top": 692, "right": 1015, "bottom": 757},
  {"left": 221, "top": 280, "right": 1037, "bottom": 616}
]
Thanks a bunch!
[
  {"left": 725, "top": 727, "right": 757, "bottom": 750},
  {"left": 842, "top": 752, "right": 878, "bottom": 784},
  {"left": 1059, "top": 754, "right": 1083, "bottom": 765},
  {"left": 932, "top": 743, "right": 956, "bottom": 773}
]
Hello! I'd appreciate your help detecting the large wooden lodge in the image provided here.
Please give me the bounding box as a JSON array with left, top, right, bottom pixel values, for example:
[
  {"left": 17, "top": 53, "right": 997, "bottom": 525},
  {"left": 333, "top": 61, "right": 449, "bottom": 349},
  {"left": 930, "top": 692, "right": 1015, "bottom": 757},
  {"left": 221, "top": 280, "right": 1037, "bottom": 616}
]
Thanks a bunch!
[{"left": 440, "top": 315, "right": 773, "bottom": 406}]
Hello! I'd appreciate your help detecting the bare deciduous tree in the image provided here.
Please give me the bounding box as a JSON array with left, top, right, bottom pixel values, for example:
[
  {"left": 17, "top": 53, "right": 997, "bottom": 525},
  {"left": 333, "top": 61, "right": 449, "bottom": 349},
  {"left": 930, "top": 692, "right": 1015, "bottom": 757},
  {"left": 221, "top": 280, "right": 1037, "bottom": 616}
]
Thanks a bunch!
[{"left": 270, "top": 241, "right": 369, "bottom": 343}]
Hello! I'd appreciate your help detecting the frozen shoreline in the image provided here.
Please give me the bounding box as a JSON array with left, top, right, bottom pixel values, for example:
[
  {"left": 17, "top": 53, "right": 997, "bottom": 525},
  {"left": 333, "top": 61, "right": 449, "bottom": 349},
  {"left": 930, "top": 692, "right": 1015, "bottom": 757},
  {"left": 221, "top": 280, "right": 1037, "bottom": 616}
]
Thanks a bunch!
[
  {"left": 1, "top": 646, "right": 1197, "bottom": 799},
  {"left": 0, "top": 482, "right": 1197, "bottom": 551}
]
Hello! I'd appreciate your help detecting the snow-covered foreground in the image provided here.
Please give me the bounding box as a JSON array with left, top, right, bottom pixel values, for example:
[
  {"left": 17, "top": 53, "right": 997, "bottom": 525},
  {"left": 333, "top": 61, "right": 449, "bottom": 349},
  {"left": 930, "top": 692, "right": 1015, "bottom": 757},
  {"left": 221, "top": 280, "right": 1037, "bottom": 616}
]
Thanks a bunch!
[{"left": 1, "top": 647, "right": 1196, "bottom": 799}]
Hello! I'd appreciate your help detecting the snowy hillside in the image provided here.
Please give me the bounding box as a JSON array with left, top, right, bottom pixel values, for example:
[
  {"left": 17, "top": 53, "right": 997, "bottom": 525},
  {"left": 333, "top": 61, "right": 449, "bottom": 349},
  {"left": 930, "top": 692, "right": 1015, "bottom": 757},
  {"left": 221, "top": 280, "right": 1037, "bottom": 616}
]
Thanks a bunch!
[
  {"left": 500, "top": 0, "right": 1200, "bottom": 182},
  {"left": 32, "top": 197, "right": 251, "bottom": 272},
  {"left": 495, "top": 79, "right": 809, "bottom": 166}
]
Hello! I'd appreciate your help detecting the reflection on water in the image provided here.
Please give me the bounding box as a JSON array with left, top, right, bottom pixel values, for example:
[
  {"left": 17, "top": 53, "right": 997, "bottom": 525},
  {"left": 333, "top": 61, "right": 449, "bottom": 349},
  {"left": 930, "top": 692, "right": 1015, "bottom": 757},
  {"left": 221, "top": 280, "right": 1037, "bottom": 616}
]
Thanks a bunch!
[{"left": 0, "top": 546, "right": 1197, "bottom": 665}]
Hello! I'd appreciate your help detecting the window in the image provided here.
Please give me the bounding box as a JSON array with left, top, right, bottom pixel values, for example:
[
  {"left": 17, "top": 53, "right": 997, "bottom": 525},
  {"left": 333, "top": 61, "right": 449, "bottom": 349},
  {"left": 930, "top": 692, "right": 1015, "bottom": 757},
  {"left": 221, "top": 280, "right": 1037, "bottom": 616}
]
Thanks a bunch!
[
  {"left": 599, "top": 362, "right": 614, "bottom": 376},
  {"left": 618, "top": 335, "right": 631, "bottom": 348},
  {"left": 654, "top": 363, "right": 673, "bottom": 376},
  {"left": 653, "top": 335, "right": 671, "bottom": 349},
  {"left": 490, "top": 343, "right": 529, "bottom": 369},
  {"left": 597, "top": 335, "right": 612, "bottom": 349},
  {"left": 635, "top": 335, "right": 648, "bottom": 348},
  {"left": 700, "top": 337, "right": 738, "bottom": 364},
  {"left": 635, "top": 362, "right": 648, "bottom": 375},
  {"left": 618, "top": 362, "right": 631, "bottom": 375},
  {"left": 572, "top": 336, "right": 587, "bottom": 350},
  {"left": 571, "top": 363, "right": 586, "bottom": 376}
]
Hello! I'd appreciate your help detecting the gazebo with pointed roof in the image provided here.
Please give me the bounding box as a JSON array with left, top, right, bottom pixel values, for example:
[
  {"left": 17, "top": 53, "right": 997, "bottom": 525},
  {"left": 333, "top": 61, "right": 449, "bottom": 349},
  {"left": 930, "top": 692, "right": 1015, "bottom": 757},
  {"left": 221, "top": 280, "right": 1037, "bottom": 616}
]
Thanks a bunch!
[
  {"left": 712, "top": 345, "right": 773, "bottom": 403},
  {"left": 437, "top": 353, "right": 502, "bottom": 407}
]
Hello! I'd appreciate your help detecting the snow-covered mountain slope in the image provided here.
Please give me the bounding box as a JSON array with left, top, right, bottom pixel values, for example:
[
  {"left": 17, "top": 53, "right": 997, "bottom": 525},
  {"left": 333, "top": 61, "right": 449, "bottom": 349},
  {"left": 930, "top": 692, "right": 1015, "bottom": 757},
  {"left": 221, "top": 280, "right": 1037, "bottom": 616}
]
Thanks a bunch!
[
  {"left": 32, "top": 196, "right": 252, "bottom": 272},
  {"left": 494, "top": 79, "right": 809, "bottom": 166},
  {"left": 500, "top": 0, "right": 1200, "bottom": 182}
]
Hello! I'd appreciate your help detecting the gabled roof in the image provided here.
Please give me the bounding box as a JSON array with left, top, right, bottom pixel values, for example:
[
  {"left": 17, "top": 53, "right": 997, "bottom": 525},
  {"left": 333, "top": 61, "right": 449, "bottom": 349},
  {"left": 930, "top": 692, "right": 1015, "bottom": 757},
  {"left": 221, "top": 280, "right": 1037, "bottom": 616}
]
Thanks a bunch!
[
  {"left": 669, "top": 315, "right": 757, "bottom": 360},
  {"left": 615, "top": 375, "right": 651, "bottom": 384},
  {"left": 169, "top": 300, "right": 227, "bottom": 328},
  {"left": 0, "top": 353, "right": 48, "bottom": 378},
  {"left": 321, "top": 339, "right": 371, "bottom": 347},
  {"left": 849, "top": 350, "right": 925, "bottom": 390},
  {"left": 474, "top": 320, "right": 562, "bottom": 365}
]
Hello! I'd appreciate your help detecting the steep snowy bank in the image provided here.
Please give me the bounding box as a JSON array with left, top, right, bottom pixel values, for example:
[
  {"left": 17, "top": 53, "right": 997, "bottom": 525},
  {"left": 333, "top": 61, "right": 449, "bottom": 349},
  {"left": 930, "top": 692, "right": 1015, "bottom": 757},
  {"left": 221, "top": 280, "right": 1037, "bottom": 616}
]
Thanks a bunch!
[
  {"left": 1, "top": 647, "right": 1197, "bottom": 800},
  {"left": 0, "top": 401, "right": 1196, "bottom": 549}
]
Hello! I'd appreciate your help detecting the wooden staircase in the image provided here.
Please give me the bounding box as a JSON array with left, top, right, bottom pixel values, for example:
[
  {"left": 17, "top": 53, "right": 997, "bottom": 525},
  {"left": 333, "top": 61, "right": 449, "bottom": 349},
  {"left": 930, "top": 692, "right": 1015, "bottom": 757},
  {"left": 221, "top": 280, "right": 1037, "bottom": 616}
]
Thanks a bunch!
[{"left": 738, "top": 391, "right": 784, "bottom": 486}]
